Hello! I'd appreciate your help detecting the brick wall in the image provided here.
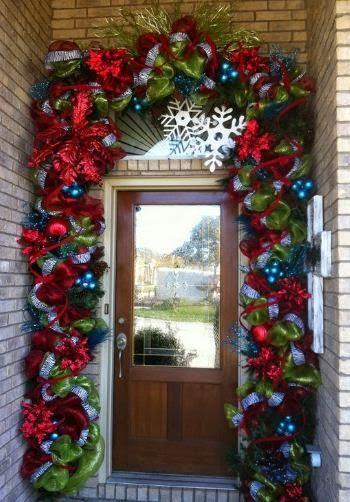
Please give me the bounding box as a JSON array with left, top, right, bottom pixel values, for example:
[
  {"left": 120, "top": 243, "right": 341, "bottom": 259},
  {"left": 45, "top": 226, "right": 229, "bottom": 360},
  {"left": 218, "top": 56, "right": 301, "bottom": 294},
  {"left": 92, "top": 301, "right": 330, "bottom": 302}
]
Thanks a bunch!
[
  {"left": 306, "top": 0, "right": 350, "bottom": 501},
  {"left": 0, "top": 0, "right": 52, "bottom": 500}
]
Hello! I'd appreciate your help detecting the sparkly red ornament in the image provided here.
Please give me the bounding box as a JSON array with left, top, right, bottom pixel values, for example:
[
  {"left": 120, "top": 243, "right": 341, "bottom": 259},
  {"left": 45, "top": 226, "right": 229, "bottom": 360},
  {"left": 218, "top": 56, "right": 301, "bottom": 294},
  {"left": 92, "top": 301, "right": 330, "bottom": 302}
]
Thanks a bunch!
[
  {"left": 45, "top": 217, "right": 69, "bottom": 238},
  {"left": 251, "top": 325, "right": 269, "bottom": 344}
]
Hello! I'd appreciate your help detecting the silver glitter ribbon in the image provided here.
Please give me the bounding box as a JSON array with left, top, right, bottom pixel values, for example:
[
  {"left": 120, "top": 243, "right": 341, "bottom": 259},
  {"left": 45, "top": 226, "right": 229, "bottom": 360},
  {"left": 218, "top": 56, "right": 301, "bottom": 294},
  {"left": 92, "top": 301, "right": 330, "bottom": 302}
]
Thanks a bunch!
[
  {"left": 30, "top": 284, "right": 52, "bottom": 313},
  {"left": 35, "top": 198, "right": 60, "bottom": 216},
  {"left": 232, "top": 175, "right": 249, "bottom": 192},
  {"left": 258, "top": 82, "right": 273, "bottom": 99},
  {"left": 249, "top": 481, "right": 264, "bottom": 501},
  {"left": 42, "top": 257, "right": 58, "bottom": 277},
  {"left": 169, "top": 32, "right": 190, "bottom": 43},
  {"left": 284, "top": 313, "right": 305, "bottom": 334},
  {"left": 268, "top": 297, "right": 279, "bottom": 319},
  {"left": 102, "top": 133, "right": 117, "bottom": 147},
  {"left": 241, "top": 392, "right": 264, "bottom": 411},
  {"left": 201, "top": 75, "right": 216, "bottom": 90},
  {"left": 286, "top": 157, "right": 301, "bottom": 178},
  {"left": 30, "top": 461, "right": 53, "bottom": 483},
  {"left": 260, "top": 216, "right": 267, "bottom": 226},
  {"left": 40, "top": 439, "right": 53, "bottom": 454},
  {"left": 134, "top": 68, "right": 153, "bottom": 87},
  {"left": 71, "top": 249, "right": 91, "bottom": 264},
  {"left": 82, "top": 402, "right": 99, "bottom": 421},
  {"left": 306, "top": 444, "right": 322, "bottom": 467},
  {"left": 41, "top": 100, "right": 53, "bottom": 115},
  {"left": 197, "top": 42, "right": 212, "bottom": 60},
  {"left": 112, "top": 87, "right": 132, "bottom": 103},
  {"left": 68, "top": 216, "right": 82, "bottom": 233},
  {"left": 231, "top": 412, "right": 244, "bottom": 427},
  {"left": 39, "top": 353, "right": 56, "bottom": 379},
  {"left": 45, "top": 49, "right": 82, "bottom": 67},
  {"left": 279, "top": 441, "right": 290, "bottom": 458},
  {"left": 36, "top": 168, "right": 48, "bottom": 190},
  {"left": 145, "top": 43, "right": 161, "bottom": 67},
  {"left": 240, "top": 283, "right": 260, "bottom": 300},
  {"left": 243, "top": 192, "right": 254, "bottom": 211},
  {"left": 47, "top": 311, "right": 64, "bottom": 334},
  {"left": 41, "top": 383, "right": 57, "bottom": 402},
  {"left": 76, "top": 428, "right": 89, "bottom": 447},
  {"left": 97, "top": 220, "right": 106, "bottom": 235},
  {"left": 88, "top": 81, "right": 103, "bottom": 94},
  {"left": 250, "top": 72, "right": 269, "bottom": 86},
  {"left": 290, "top": 342, "right": 306, "bottom": 366},
  {"left": 281, "top": 232, "right": 292, "bottom": 246},
  {"left": 255, "top": 251, "right": 271, "bottom": 270},
  {"left": 267, "top": 392, "right": 285, "bottom": 407},
  {"left": 273, "top": 180, "right": 283, "bottom": 192},
  {"left": 70, "top": 385, "right": 99, "bottom": 421}
]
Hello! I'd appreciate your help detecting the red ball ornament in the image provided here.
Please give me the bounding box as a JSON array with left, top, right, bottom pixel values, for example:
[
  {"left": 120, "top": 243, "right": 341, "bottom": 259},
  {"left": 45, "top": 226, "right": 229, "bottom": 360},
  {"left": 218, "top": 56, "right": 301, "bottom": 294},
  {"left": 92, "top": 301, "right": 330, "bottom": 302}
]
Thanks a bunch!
[
  {"left": 251, "top": 325, "right": 268, "bottom": 344},
  {"left": 46, "top": 217, "right": 69, "bottom": 238}
]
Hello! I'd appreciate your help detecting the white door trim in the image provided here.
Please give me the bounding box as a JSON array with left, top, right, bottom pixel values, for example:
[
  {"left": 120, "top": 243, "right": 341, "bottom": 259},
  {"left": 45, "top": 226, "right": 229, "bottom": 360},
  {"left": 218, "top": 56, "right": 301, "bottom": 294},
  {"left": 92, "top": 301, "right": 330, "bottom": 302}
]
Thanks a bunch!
[{"left": 98, "top": 174, "right": 243, "bottom": 483}]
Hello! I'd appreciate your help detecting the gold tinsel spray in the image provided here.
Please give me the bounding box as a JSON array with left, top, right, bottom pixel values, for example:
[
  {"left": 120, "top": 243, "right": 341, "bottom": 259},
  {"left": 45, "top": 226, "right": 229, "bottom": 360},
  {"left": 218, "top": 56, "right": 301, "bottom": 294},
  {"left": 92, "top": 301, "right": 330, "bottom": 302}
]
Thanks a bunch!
[{"left": 95, "top": 1, "right": 261, "bottom": 52}]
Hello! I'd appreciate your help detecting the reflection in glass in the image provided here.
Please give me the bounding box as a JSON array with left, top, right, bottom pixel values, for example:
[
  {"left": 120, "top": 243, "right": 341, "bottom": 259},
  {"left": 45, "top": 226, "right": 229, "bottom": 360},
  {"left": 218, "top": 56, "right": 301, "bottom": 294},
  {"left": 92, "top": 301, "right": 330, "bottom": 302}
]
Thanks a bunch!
[{"left": 133, "top": 205, "right": 220, "bottom": 368}]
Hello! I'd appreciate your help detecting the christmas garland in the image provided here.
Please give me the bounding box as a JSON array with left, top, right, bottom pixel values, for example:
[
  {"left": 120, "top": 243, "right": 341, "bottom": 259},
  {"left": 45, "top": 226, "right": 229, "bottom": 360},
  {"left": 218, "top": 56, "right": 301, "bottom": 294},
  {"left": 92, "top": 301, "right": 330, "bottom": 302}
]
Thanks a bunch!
[{"left": 19, "top": 5, "right": 320, "bottom": 500}]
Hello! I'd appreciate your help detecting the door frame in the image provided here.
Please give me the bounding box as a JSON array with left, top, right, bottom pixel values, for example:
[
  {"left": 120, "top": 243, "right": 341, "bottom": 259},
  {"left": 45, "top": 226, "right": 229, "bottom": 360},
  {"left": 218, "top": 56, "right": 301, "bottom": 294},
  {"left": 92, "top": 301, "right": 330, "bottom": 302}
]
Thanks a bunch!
[{"left": 98, "top": 174, "right": 245, "bottom": 483}]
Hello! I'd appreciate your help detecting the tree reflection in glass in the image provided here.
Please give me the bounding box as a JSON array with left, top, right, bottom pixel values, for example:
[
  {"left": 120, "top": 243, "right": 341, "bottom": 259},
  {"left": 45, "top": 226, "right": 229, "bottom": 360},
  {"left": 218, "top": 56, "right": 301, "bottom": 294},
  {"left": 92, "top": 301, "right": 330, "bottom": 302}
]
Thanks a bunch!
[{"left": 133, "top": 205, "right": 220, "bottom": 368}]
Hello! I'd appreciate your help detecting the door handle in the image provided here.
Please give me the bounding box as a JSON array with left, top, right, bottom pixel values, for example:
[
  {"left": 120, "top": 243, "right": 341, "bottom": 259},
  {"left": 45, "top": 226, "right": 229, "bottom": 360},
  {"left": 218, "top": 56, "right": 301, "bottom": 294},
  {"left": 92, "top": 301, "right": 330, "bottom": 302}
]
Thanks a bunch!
[{"left": 116, "top": 332, "right": 127, "bottom": 378}]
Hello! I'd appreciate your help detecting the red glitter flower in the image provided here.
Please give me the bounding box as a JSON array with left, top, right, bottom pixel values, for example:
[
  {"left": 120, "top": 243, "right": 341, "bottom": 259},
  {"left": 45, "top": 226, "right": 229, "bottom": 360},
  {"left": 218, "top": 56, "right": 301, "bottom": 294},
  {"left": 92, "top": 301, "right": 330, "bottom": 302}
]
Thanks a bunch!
[
  {"left": 247, "top": 346, "right": 282, "bottom": 383},
  {"left": 235, "top": 119, "right": 276, "bottom": 163},
  {"left": 54, "top": 335, "right": 91, "bottom": 373},
  {"left": 86, "top": 48, "right": 133, "bottom": 96},
  {"left": 20, "top": 401, "right": 56, "bottom": 444},
  {"left": 229, "top": 47, "right": 270, "bottom": 81}
]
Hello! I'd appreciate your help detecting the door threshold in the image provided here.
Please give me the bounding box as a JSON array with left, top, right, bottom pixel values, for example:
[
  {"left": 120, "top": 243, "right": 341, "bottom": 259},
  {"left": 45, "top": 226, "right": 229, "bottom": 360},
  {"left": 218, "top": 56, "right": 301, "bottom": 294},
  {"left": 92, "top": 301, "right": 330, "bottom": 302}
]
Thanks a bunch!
[{"left": 109, "top": 471, "right": 237, "bottom": 489}]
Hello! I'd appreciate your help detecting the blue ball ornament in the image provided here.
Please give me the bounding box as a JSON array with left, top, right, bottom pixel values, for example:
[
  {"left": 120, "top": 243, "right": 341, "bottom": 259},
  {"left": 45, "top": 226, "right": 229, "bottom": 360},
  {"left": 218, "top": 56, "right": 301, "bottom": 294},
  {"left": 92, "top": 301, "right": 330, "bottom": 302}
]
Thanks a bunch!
[
  {"left": 221, "top": 62, "right": 230, "bottom": 71},
  {"left": 287, "top": 423, "right": 296, "bottom": 433},
  {"left": 50, "top": 432, "right": 59, "bottom": 441},
  {"left": 75, "top": 278, "right": 82, "bottom": 286},
  {"left": 220, "top": 74, "right": 228, "bottom": 83},
  {"left": 271, "top": 266, "right": 279, "bottom": 275},
  {"left": 297, "top": 190, "right": 307, "bottom": 200},
  {"left": 230, "top": 69, "right": 239, "bottom": 79},
  {"left": 88, "top": 282, "right": 96, "bottom": 290},
  {"left": 304, "top": 179, "right": 314, "bottom": 191},
  {"left": 267, "top": 275, "right": 276, "bottom": 284},
  {"left": 84, "top": 271, "right": 94, "bottom": 281},
  {"left": 82, "top": 281, "right": 89, "bottom": 288},
  {"left": 134, "top": 103, "right": 142, "bottom": 112}
]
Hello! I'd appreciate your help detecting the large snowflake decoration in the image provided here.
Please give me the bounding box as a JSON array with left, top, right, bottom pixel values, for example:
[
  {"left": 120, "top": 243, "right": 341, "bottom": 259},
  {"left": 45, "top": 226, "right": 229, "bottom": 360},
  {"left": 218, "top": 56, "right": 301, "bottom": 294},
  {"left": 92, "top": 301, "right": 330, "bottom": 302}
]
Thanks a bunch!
[
  {"left": 160, "top": 99, "right": 246, "bottom": 171},
  {"left": 189, "top": 106, "right": 247, "bottom": 172},
  {"left": 160, "top": 98, "right": 203, "bottom": 155}
]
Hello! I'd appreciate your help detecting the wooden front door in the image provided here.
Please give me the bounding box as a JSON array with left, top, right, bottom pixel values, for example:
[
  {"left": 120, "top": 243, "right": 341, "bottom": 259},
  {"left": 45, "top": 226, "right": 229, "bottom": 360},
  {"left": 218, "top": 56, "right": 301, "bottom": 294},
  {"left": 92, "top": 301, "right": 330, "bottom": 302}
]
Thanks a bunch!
[{"left": 113, "top": 191, "right": 237, "bottom": 475}]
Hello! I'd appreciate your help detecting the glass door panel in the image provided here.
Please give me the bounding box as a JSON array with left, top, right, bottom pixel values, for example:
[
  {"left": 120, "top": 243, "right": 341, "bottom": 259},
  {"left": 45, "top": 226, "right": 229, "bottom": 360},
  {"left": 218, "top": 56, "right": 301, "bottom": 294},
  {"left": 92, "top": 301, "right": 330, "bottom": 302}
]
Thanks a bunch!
[{"left": 133, "top": 204, "right": 220, "bottom": 368}]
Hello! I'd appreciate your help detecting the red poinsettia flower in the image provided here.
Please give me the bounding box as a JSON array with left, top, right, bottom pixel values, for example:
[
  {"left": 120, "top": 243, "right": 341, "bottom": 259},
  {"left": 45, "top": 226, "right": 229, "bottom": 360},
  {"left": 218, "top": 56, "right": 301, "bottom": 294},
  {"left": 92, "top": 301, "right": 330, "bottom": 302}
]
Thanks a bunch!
[
  {"left": 235, "top": 119, "right": 276, "bottom": 163},
  {"left": 228, "top": 47, "right": 270, "bottom": 81},
  {"left": 247, "top": 346, "right": 282, "bottom": 383},
  {"left": 54, "top": 335, "right": 91, "bottom": 373},
  {"left": 18, "top": 228, "right": 49, "bottom": 260},
  {"left": 86, "top": 48, "right": 133, "bottom": 96},
  {"left": 20, "top": 401, "right": 56, "bottom": 444}
]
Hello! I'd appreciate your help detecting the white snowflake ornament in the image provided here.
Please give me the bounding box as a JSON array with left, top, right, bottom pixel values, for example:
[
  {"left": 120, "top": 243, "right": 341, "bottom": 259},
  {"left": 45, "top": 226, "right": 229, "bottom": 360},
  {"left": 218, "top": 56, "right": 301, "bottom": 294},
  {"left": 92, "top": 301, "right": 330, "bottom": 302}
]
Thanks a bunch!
[
  {"left": 189, "top": 106, "right": 247, "bottom": 172},
  {"left": 160, "top": 98, "right": 202, "bottom": 155},
  {"left": 160, "top": 99, "right": 246, "bottom": 172}
]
